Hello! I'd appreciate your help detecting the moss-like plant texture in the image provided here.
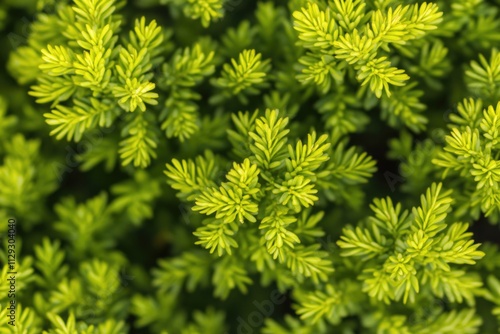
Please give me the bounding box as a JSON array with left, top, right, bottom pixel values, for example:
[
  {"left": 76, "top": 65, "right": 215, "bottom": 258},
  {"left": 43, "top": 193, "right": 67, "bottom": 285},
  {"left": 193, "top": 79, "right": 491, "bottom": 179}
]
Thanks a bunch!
[{"left": 1, "top": 0, "right": 500, "bottom": 332}]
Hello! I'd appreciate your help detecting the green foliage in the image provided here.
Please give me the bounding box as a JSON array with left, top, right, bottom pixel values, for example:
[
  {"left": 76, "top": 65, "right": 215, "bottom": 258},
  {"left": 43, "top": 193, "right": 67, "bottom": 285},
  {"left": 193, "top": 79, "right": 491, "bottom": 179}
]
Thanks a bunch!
[
  {"left": 165, "top": 109, "right": 375, "bottom": 286},
  {"left": 485, "top": 275, "right": 500, "bottom": 329},
  {"left": 466, "top": 48, "right": 500, "bottom": 104},
  {"left": 159, "top": 43, "right": 215, "bottom": 141},
  {"left": 338, "top": 183, "right": 484, "bottom": 306},
  {"left": 293, "top": 1, "right": 442, "bottom": 97},
  {"left": 211, "top": 49, "right": 271, "bottom": 104},
  {"left": 160, "top": 0, "right": 225, "bottom": 27},
  {"left": 9, "top": 0, "right": 163, "bottom": 168},
  {"left": 1, "top": 0, "right": 500, "bottom": 333},
  {"left": 433, "top": 101, "right": 500, "bottom": 222},
  {"left": 0, "top": 135, "right": 57, "bottom": 225}
]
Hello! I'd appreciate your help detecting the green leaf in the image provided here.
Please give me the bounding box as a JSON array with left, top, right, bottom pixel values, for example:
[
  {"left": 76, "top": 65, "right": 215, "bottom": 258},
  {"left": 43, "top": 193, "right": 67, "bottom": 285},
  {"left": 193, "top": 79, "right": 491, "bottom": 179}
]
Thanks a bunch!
[
  {"left": 119, "top": 113, "right": 158, "bottom": 168},
  {"left": 411, "top": 182, "right": 453, "bottom": 237},
  {"left": 249, "top": 109, "right": 290, "bottom": 170}
]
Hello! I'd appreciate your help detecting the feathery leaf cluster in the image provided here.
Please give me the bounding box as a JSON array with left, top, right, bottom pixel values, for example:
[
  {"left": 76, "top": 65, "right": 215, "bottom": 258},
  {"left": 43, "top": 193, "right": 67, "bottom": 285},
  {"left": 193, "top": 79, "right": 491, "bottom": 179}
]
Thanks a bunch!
[{"left": 164, "top": 109, "right": 376, "bottom": 292}]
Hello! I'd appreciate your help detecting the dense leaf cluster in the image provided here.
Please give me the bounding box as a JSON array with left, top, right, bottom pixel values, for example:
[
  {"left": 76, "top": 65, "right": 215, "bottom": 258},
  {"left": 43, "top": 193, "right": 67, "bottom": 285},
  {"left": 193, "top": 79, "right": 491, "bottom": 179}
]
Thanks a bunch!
[{"left": 0, "top": 0, "right": 500, "bottom": 333}]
